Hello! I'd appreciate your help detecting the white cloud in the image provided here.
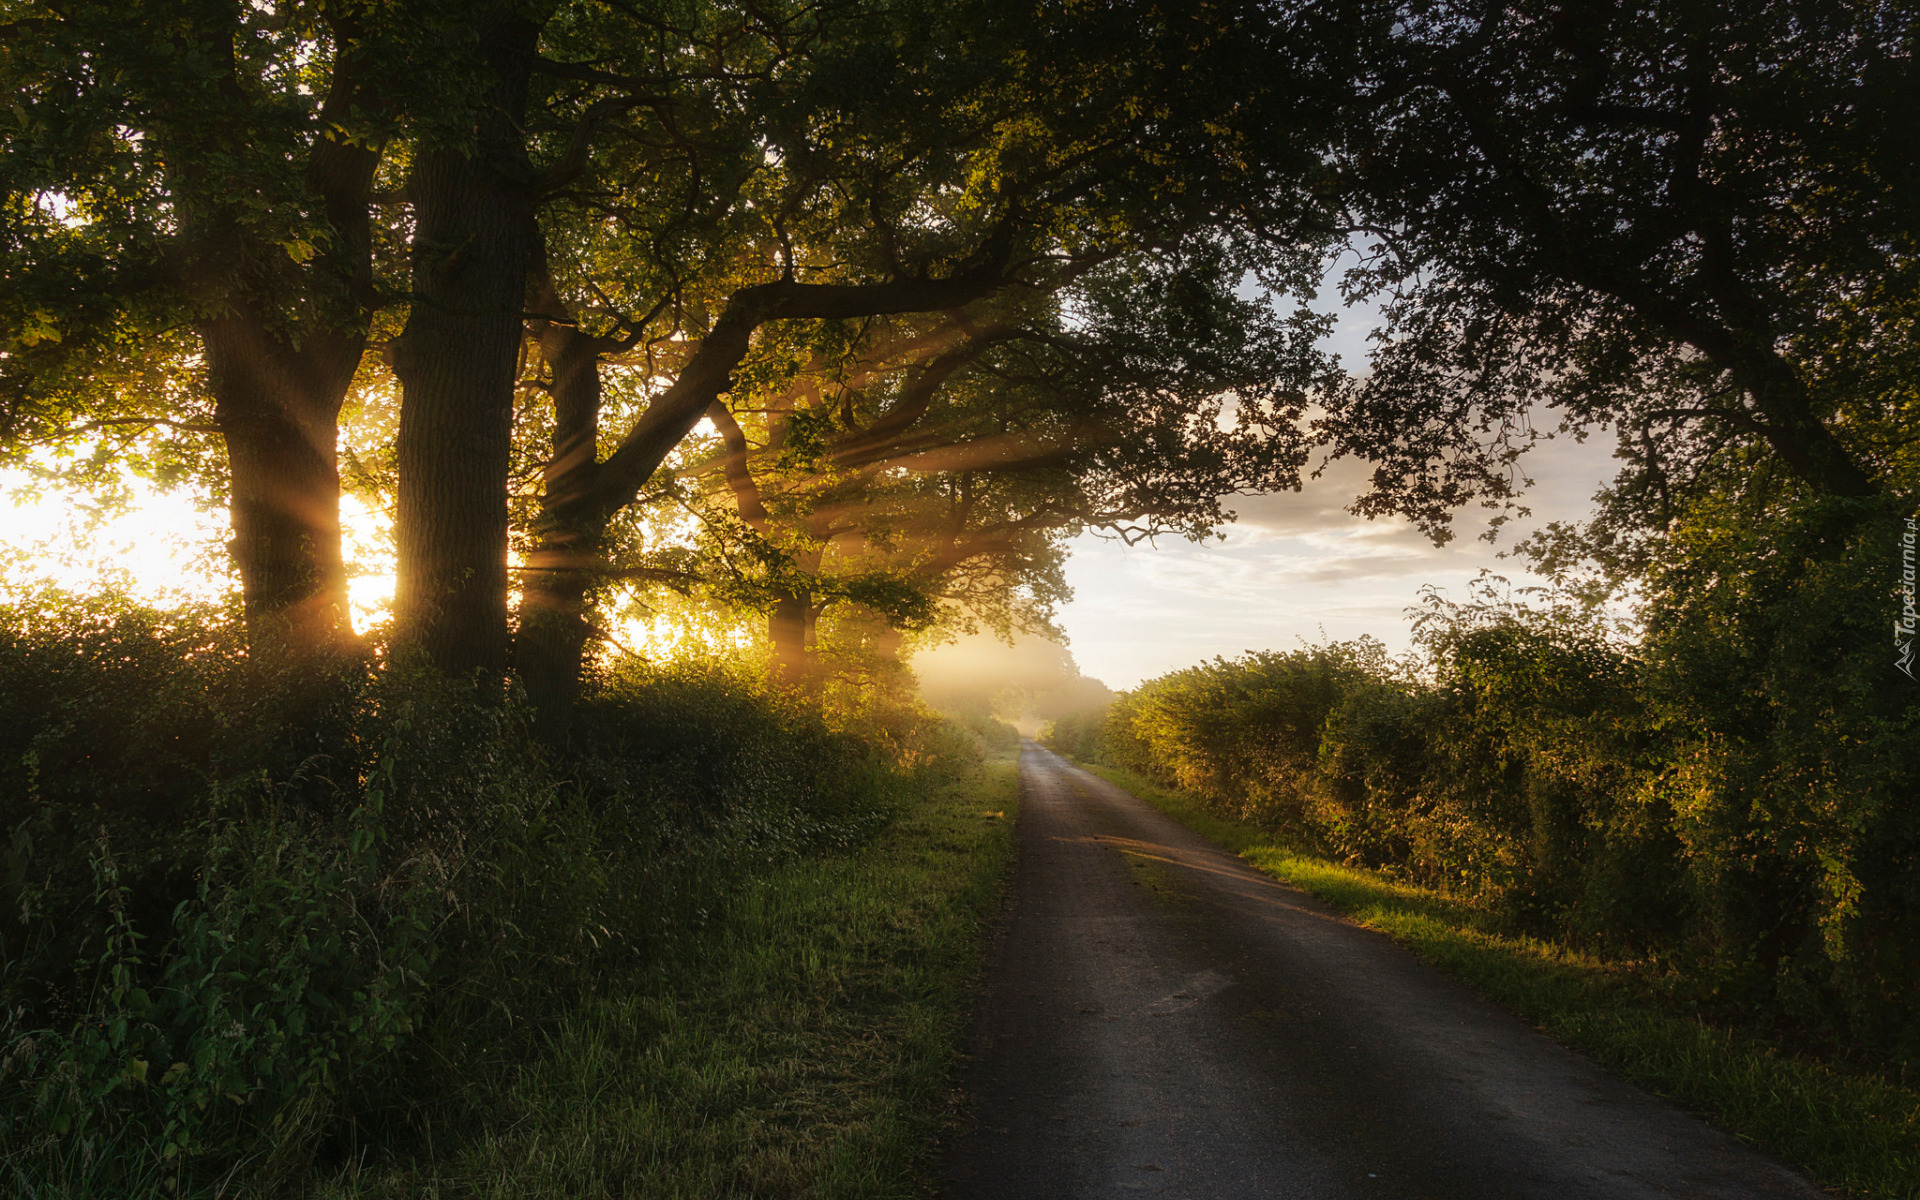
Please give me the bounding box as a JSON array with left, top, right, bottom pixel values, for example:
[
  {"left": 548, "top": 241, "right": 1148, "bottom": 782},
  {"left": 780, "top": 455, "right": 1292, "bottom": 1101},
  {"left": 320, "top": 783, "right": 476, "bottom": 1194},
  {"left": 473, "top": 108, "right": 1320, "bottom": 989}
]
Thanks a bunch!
[{"left": 1056, "top": 429, "right": 1619, "bottom": 688}]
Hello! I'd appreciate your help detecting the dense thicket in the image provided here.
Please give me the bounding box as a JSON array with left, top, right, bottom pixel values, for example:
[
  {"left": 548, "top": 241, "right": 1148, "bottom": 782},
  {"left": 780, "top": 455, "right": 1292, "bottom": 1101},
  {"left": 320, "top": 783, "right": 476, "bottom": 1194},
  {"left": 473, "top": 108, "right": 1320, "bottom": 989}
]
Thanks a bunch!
[
  {"left": 1058, "top": 559, "right": 1920, "bottom": 1067},
  {"left": 0, "top": 596, "right": 976, "bottom": 1196}
]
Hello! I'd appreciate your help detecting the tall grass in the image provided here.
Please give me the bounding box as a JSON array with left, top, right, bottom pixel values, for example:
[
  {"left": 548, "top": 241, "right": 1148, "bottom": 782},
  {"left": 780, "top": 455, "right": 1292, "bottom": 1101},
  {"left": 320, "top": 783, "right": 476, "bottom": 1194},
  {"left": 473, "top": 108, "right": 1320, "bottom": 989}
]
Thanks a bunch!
[
  {"left": 319, "top": 757, "right": 1019, "bottom": 1198},
  {"left": 0, "top": 595, "right": 1011, "bottom": 1197}
]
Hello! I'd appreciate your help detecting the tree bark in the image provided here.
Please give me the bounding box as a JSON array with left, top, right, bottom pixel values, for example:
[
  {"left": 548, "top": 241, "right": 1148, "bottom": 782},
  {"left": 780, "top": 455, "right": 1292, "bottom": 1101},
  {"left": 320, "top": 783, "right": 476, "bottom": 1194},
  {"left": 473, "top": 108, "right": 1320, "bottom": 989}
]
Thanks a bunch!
[
  {"left": 184, "top": 17, "right": 381, "bottom": 654},
  {"left": 204, "top": 314, "right": 357, "bottom": 650},
  {"left": 517, "top": 260, "right": 617, "bottom": 739},
  {"left": 711, "top": 400, "right": 819, "bottom": 689},
  {"left": 769, "top": 591, "right": 812, "bottom": 689},
  {"left": 391, "top": 8, "right": 541, "bottom": 679}
]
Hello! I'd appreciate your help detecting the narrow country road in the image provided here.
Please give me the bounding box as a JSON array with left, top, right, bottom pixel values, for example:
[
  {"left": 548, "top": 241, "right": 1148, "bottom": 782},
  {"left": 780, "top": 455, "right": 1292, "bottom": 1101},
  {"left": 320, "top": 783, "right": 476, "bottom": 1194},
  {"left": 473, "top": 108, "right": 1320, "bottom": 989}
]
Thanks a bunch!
[{"left": 942, "top": 743, "right": 1825, "bottom": 1200}]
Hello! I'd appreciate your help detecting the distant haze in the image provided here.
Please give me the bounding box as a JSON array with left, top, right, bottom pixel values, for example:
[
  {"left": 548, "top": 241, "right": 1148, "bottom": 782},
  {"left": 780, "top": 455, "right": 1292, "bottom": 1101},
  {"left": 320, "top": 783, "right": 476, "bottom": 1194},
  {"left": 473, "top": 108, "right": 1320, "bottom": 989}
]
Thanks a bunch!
[{"left": 913, "top": 631, "right": 1113, "bottom": 733}]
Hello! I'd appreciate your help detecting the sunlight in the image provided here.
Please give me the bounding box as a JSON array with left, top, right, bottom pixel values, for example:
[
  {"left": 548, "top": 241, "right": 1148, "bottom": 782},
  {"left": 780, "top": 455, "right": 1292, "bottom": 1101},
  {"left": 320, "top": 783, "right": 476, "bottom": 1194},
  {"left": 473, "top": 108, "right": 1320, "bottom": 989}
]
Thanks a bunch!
[
  {"left": 340, "top": 490, "right": 395, "bottom": 632},
  {"left": 0, "top": 465, "right": 400, "bottom": 635},
  {"left": 0, "top": 465, "right": 229, "bottom": 605}
]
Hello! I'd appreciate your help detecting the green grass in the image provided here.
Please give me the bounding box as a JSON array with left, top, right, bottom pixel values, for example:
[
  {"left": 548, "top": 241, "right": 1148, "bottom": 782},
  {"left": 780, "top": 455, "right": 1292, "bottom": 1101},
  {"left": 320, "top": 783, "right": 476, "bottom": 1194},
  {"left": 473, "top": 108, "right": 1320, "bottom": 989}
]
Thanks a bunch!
[
  {"left": 1075, "top": 760, "right": 1920, "bottom": 1200},
  {"left": 322, "top": 756, "right": 1019, "bottom": 1200}
]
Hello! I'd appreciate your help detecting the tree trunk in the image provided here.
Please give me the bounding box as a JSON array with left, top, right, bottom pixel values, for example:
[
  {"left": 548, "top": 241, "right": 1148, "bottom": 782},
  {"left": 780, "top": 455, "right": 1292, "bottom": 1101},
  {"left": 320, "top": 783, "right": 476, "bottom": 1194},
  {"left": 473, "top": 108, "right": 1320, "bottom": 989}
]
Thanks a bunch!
[
  {"left": 517, "top": 263, "right": 615, "bottom": 740},
  {"left": 181, "top": 25, "right": 379, "bottom": 656},
  {"left": 1733, "top": 351, "right": 1877, "bottom": 499},
  {"left": 203, "top": 313, "right": 358, "bottom": 652},
  {"left": 391, "top": 9, "right": 540, "bottom": 679}
]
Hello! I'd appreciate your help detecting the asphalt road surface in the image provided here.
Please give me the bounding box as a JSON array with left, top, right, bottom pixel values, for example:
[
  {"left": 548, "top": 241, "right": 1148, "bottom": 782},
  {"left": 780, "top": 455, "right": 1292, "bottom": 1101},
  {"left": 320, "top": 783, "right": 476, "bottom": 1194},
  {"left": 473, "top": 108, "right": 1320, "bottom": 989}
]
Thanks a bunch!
[{"left": 942, "top": 743, "right": 1825, "bottom": 1200}]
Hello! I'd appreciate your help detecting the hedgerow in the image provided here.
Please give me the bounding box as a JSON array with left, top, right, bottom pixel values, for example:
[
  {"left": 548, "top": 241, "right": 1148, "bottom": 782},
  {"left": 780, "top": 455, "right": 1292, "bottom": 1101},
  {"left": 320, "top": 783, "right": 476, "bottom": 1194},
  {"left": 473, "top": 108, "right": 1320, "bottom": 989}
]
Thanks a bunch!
[
  {"left": 0, "top": 595, "right": 963, "bottom": 1197},
  {"left": 1050, "top": 501, "right": 1920, "bottom": 1068}
]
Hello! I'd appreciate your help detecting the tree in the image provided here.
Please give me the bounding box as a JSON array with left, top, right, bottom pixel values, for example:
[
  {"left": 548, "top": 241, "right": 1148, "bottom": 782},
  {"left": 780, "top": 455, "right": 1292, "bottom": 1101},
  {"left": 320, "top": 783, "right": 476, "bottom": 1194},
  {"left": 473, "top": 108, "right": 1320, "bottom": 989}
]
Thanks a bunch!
[
  {"left": 0, "top": 1, "right": 435, "bottom": 650},
  {"left": 504, "top": 0, "right": 1341, "bottom": 724},
  {"left": 1311, "top": 0, "right": 1917, "bottom": 537}
]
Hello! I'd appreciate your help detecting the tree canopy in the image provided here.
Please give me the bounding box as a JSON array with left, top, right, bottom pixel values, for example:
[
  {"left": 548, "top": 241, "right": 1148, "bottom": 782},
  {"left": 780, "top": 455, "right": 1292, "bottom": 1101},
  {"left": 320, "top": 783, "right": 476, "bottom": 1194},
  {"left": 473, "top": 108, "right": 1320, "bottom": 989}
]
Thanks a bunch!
[{"left": 1312, "top": 0, "right": 1917, "bottom": 546}]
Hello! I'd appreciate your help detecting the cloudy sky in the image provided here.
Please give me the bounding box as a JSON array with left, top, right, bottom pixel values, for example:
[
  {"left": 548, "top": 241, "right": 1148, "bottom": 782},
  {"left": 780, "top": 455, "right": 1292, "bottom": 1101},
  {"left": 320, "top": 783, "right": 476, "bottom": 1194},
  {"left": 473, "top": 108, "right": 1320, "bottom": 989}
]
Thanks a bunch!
[
  {"left": 1049, "top": 293, "right": 1622, "bottom": 688},
  {"left": 1052, "top": 437, "right": 1619, "bottom": 688}
]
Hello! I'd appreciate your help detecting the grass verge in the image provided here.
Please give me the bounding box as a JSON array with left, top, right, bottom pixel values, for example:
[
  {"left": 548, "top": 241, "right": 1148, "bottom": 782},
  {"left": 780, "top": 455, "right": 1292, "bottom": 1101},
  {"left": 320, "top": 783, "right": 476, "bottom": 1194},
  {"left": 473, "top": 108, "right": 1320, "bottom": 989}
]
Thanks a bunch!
[
  {"left": 1074, "top": 760, "right": 1920, "bottom": 1200},
  {"left": 323, "top": 755, "right": 1019, "bottom": 1200}
]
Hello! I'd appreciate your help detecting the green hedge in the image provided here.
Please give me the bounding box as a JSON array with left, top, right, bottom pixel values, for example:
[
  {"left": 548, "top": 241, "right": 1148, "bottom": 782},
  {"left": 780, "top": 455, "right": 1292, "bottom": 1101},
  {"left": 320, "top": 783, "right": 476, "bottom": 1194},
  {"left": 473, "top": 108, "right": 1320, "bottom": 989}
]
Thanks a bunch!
[{"left": 1054, "top": 500, "right": 1920, "bottom": 1069}]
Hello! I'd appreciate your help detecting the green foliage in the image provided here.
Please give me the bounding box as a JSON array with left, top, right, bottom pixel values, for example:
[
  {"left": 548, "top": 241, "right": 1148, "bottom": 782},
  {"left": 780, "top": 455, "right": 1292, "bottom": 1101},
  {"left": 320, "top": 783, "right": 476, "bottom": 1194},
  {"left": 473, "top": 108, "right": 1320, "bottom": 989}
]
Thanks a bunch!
[
  {"left": 945, "top": 705, "right": 1021, "bottom": 754},
  {"left": 1090, "top": 541, "right": 1920, "bottom": 1068},
  {"left": 1105, "top": 642, "right": 1387, "bottom": 826},
  {"left": 0, "top": 598, "right": 972, "bottom": 1197},
  {"left": 1039, "top": 707, "right": 1107, "bottom": 763}
]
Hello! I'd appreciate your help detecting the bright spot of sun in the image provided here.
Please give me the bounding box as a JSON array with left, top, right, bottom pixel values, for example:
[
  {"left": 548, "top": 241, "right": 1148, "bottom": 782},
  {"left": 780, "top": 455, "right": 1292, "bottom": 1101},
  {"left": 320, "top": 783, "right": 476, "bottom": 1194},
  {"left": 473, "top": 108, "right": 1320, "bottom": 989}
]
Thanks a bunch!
[
  {"left": 0, "top": 466, "right": 230, "bottom": 605},
  {"left": 340, "top": 490, "right": 394, "bottom": 632}
]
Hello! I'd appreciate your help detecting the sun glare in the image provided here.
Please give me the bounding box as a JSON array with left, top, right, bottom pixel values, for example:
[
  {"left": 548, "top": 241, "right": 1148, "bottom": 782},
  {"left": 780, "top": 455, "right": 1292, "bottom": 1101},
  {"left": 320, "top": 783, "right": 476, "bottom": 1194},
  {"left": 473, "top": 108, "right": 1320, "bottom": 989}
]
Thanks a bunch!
[
  {"left": 0, "top": 466, "right": 404, "bottom": 637},
  {"left": 0, "top": 466, "right": 230, "bottom": 606}
]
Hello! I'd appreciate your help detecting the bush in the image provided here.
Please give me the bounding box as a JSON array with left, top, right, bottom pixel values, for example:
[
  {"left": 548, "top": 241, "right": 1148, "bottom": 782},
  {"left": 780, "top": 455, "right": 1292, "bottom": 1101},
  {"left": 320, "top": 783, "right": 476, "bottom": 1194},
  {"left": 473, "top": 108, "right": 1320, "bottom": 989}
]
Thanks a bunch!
[
  {"left": 1106, "top": 642, "right": 1386, "bottom": 826},
  {"left": 0, "top": 598, "right": 954, "bottom": 1197},
  {"left": 1040, "top": 707, "right": 1108, "bottom": 761},
  {"left": 1097, "top": 530, "right": 1920, "bottom": 1068}
]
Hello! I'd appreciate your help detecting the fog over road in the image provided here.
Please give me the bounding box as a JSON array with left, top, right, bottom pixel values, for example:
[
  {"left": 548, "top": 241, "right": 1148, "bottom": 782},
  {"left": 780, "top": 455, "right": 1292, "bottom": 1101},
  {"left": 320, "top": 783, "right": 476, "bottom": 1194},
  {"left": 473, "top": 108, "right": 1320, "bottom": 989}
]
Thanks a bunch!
[{"left": 942, "top": 744, "right": 1823, "bottom": 1200}]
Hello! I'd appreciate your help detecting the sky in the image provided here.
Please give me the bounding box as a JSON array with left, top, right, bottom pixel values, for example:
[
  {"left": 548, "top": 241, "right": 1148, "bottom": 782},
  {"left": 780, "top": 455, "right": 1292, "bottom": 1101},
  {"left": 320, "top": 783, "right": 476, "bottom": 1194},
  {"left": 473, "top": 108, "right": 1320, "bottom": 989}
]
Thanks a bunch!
[
  {"left": 1047, "top": 291, "right": 1622, "bottom": 688},
  {"left": 1051, "top": 436, "right": 1619, "bottom": 689}
]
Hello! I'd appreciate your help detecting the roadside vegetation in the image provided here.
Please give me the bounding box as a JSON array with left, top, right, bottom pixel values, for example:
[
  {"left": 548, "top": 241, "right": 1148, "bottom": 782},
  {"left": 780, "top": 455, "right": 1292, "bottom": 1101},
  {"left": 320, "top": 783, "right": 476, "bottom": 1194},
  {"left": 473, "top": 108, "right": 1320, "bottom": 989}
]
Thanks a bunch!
[
  {"left": 1046, "top": 569, "right": 1920, "bottom": 1198},
  {"left": 0, "top": 596, "right": 1016, "bottom": 1198},
  {"left": 321, "top": 751, "right": 1019, "bottom": 1199},
  {"left": 1074, "top": 761, "right": 1918, "bottom": 1200}
]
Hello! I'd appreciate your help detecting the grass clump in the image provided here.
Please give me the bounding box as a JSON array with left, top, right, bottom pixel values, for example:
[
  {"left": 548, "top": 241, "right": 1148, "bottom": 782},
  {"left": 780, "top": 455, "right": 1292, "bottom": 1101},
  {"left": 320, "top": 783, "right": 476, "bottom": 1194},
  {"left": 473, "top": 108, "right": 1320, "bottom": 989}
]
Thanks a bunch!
[{"left": 1077, "top": 760, "right": 1920, "bottom": 1200}]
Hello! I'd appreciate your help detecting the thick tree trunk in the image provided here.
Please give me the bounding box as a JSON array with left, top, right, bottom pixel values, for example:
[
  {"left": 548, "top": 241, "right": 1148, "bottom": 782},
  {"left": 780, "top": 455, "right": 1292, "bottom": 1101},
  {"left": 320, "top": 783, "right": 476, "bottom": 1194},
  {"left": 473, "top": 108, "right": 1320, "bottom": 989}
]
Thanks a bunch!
[
  {"left": 391, "top": 9, "right": 540, "bottom": 679},
  {"left": 181, "top": 27, "right": 379, "bottom": 656},
  {"left": 204, "top": 314, "right": 357, "bottom": 651}
]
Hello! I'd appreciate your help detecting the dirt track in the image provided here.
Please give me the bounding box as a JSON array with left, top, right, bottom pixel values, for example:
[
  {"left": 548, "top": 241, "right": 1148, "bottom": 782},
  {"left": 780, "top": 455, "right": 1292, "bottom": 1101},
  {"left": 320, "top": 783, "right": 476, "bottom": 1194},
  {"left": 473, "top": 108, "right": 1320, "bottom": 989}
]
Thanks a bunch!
[{"left": 941, "top": 743, "right": 1824, "bottom": 1200}]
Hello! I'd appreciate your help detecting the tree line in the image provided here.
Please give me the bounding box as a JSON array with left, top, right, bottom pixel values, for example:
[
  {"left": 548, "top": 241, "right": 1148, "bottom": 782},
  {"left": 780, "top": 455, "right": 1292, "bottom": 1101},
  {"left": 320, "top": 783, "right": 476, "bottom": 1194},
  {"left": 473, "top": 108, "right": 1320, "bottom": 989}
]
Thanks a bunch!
[{"left": 6, "top": 0, "right": 1909, "bottom": 734}]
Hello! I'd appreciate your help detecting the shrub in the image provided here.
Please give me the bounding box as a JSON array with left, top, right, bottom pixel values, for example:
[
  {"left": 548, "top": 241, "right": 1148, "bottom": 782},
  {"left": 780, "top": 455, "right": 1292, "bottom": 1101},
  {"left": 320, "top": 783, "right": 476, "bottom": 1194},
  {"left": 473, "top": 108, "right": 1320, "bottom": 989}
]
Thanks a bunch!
[
  {"left": 0, "top": 599, "right": 950, "bottom": 1197},
  {"left": 1040, "top": 707, "right": 1108, "bottom": 761}
]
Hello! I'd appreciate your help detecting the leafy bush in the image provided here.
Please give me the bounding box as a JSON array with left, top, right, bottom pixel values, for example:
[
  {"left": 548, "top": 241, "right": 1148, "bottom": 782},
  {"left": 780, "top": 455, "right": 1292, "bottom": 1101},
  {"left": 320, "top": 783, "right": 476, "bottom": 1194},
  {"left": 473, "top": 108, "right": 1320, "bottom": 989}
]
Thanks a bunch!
[
  {"left": 1040, "top": 707, "right": 1108, "bottom": 762},
  {"left": 0, "top": 597, "right": 958, "bottom": 1197},
  {"left": 1091, "top": 527, "right": 1920, "bottom": 1067}
]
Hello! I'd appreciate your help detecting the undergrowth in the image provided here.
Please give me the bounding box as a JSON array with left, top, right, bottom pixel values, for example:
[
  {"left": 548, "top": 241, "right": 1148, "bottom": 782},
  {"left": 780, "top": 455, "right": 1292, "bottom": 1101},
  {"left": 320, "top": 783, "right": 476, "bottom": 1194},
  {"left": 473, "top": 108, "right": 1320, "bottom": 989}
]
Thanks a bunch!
[
  {"left": 320, "top": 755, "right": 1018, "bottom": 1198},
  {"left": 0, "top": 596, "right": 1013, "bottom": 1197}
]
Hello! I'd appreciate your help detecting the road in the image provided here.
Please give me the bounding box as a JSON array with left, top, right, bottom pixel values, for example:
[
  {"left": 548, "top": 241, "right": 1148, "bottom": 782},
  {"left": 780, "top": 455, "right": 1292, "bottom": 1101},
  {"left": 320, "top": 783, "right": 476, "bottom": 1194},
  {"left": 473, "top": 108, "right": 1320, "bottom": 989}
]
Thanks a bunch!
[{"left": 941, "top": 743, "right": 1825, "bottom": 1200}]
